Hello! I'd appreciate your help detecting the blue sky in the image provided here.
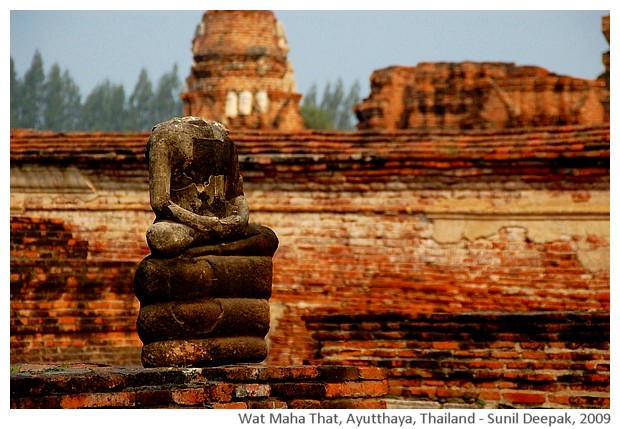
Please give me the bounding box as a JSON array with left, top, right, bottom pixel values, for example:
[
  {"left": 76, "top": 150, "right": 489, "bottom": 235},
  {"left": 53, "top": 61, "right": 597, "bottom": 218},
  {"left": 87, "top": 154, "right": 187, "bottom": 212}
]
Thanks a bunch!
[{"left": 9, "top": 7, "right": 610, "bottom": 100}]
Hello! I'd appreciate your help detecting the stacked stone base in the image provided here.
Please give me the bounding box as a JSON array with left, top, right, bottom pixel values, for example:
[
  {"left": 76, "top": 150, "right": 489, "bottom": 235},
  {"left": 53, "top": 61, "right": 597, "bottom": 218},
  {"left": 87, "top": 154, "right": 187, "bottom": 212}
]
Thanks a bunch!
[
  {"left": 10, "top": 364, "right": 388, "bottom": 409},
  {"left": 134, "top": 225, "right": 277, "bottom": 367}
]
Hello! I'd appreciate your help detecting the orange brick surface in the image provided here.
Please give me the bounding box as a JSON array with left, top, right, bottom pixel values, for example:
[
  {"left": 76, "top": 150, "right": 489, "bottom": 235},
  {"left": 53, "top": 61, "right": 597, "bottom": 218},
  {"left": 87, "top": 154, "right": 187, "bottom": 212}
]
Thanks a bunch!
[
  {"left": 10, "top": 124, "right": 609, "bottom": 408},
  {"left": 10, "top": 364, "right": 388, "bottom": 409}
]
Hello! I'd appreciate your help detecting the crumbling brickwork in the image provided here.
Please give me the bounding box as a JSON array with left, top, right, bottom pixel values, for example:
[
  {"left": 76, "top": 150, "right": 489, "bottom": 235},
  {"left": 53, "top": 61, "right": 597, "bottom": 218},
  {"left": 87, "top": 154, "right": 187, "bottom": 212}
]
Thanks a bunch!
[
  {"left": 10, "top": 126, "right": 610, "bottom": 372},
  {"left": 10, "top": 131, "right": 149, "bottom": 364},
  {"left": 599, "top": 15, "right": 610, "bottom": 120},
  {"left": 9, "top": 10, "right": 610, "bottom": 409},
  {"left": 182, "top": 11, "right": 304, "bottom": 131},
  {"left": 305, "top": 312, "right": 609, "bottom": 409},
  {"left": 11, "top": 365, "right": 388, "bottom": 409},
  {"left": 355, "top": 63, "right": 608, "bottom": 131},
  {"left": 355, "top": 16, "right": 610, "bottom": 131},
  {"left": 10, "top": 216, "right": 141, "bottom": 364}
]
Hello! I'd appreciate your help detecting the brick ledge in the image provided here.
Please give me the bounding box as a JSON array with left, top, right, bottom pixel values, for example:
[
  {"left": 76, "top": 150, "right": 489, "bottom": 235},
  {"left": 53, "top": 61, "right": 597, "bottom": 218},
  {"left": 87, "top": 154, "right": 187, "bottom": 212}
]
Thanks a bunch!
[{"left": 10, "top": 364, "right": 388, "bottom": 409}]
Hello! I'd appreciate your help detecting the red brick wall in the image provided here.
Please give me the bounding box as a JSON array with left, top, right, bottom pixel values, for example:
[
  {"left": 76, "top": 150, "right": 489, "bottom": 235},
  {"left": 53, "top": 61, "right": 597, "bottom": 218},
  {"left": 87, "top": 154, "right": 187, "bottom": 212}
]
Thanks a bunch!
[
  {"left": 10, "top": 127, "right": 609, "bottom": 376},
  {"left": 304, "top": 312, "right": 609, "bottom": 409},
  {"left": 10, "top": 364, "right": 387, "bottom": 409},
  {"left": 10, "top": 216, "right": 142, "bottom": 364},
  {"left": 261, "top": 214, "right": 609, "bottom": 367}
]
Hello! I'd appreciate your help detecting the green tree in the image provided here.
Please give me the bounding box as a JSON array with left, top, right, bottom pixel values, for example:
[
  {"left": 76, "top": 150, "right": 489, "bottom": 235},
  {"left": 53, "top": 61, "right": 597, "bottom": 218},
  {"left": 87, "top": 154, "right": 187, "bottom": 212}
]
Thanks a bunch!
[
  {"left": 43, "top": 64, "right": 66, "bottom": 130},
  {"left": 20, "top": 50, "right": 46, "bottom": 129},
  {"left": 152, "top": 63, "right": 183, "bottom": 124},
  {"left": 319, "top": 79, "right": 344, "bottom": 121},
  {"left": 61, "top": 69, "right": 83, "bottom": 131},
  {"left": 81, "top": 81, "right": 127, "bottom": 131},
  {"left": 44, "top": 65, "right": 82, "bottom": 131},
  {"left": 338, "top": 80, "right": 361, "bottom": 130},
  {"left": 11, "top": 50, "right": 188, "bottom": 131},
  {"left": 300, "top": 79, "right": 361, "bottom": 130},
  {"left": 127, "top": 68, "right": 154, "bottom": 130},
  {"left": 10, "top": 57, "right": 22, "bottom": 128},
  {"left": 300, "top": 83, "right": 334, "bottom": 130},
  {"left": 303, "top": 82, "right": 318, "bottom": 108}
]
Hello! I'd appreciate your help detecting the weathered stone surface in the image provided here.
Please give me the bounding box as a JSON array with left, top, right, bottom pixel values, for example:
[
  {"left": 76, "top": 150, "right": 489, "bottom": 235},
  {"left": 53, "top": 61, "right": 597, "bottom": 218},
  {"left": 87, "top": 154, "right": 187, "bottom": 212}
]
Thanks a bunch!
[
  {"left": 183, "top": 223, "right": 279, "bottom": 257},
  {"left": 9, "top": 10, "right": 609, "bottom": 383},
  {"left": 134, "top": 254, "right": 273, "bottom": 303},
  {"left": 135, "top": 116, "right": 278, "bottom": 367},
  {"left": 137, "top": 298, "right": 270, "bottom": 344},
  {"left": 145, "top": 117, "right": 250, "bottom": 257},
  {"left": 141, "top": 337, "right": 268, "bottom": 368}
]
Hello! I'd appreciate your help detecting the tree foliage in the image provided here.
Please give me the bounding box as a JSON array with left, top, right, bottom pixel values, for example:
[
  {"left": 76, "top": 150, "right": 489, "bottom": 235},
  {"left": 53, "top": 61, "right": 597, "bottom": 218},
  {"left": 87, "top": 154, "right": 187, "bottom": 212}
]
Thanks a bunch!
[
  {"left": 128, "top": 69, "right": 154, "bottom": 131},
  {"left": 10, "top": 58, "right": 22, "bottom": 127},
  {"left": 300, "top": 78, "right": 361, "bottom": 130},
  {"left": 43, "top": 64, "right": 82, "bottom": 131},
  {"left": 11, "top": 51, "right": 183, "bottom": 131},
  {"left": 81, "top": 81, "right": 127, "bottom": 131},
  {"left": 12, "top": 51, "right": 362, "bottom": 132},
  {"left": 152, "top": 63, "right": 183, "bottom": 123},
  {"left": 19, "top": 50, "right": 46, "bottom": 129},
  {"left": 60, "top": 69, "right": 83, "bottom": 131}
]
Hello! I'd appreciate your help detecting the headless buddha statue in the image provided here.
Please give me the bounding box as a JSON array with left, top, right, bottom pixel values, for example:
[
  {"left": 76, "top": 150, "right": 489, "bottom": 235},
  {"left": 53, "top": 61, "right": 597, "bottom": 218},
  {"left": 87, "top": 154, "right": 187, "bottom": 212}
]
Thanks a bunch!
[{"left": 145, "top": 117, "right": 250, "bottom": 257}]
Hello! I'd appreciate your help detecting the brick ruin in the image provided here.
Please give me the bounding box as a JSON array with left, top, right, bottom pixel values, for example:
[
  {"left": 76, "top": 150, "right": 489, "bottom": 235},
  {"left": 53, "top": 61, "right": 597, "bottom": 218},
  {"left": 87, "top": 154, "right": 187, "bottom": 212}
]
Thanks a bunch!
[
  {"left": 11, "top": 364, "right": 388, "bottom": 409},
  {"left": 305, "top": 312, "right": 609, "bottom": 408},
  {"left": 181, "top": 10, "right": 304, "bottom": 131},
  {"left": 355, "top": 16, "right": 610, "bottom": 131},
  {"left": 600, "top": 15, "right": 610, "bottom": 120},
  {"left": 355, "top": 62, "right": 608, "bottom": 131},
  {"left": 10, "top": 125, "right": 610, "bottom": 408},
  {"left": 10, "top": 12, "right": 610, "bottom": 409}
]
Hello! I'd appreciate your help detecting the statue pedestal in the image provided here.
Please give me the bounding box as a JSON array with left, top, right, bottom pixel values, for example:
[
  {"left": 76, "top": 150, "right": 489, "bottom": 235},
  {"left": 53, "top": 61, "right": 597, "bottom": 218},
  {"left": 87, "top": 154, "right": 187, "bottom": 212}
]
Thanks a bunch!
[{"left": 134, "top": 224, "right": 278, "bottom": 367}]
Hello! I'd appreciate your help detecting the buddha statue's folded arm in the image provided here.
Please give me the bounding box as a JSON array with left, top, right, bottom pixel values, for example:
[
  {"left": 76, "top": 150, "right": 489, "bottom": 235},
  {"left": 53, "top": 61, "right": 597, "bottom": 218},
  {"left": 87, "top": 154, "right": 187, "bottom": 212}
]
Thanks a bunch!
[{"left": 148, "top": 136, "right": 249, "bottom": 240}]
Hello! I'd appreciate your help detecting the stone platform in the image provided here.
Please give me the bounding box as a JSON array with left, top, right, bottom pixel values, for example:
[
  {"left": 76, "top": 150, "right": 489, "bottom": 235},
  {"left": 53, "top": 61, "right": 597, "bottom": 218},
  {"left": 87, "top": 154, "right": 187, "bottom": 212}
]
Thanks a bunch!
[{"left": 10, "top": 364, "right": 388, "bottom": 409}]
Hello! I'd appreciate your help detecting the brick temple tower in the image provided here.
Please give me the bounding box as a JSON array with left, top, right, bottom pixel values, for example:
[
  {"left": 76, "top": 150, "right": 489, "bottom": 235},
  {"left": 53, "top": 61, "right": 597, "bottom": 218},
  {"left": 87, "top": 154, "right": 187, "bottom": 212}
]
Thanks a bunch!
[{"left": 181, "top": 10, "right": 304, "bottom": 131}]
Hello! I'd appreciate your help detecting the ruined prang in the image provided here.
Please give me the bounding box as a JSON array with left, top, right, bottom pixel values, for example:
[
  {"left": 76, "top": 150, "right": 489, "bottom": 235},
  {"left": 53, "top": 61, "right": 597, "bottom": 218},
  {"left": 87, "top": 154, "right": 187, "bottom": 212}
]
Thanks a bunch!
[
  {"left": 181, "top": 11, "right": 304, "bottom": 131},
  {"left": 355, "top": 62, "right": 608, "bottom": 131},
  {"left": 134, "top": 117, "right": 278, "bottom": 367}
]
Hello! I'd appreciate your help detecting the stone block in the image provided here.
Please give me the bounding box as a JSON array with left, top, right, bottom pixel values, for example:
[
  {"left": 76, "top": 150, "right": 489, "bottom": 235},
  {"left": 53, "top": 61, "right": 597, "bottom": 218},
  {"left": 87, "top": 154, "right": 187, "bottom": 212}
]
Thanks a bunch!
[
  {"left": 141, "top": 337, "right": 268, "bottom": 368},
  {"left": 134, "top": 255, "right": 273, "bottom": 303},
  {"left": 137, "top": 298, "right": 270, "bottom": 344}
]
